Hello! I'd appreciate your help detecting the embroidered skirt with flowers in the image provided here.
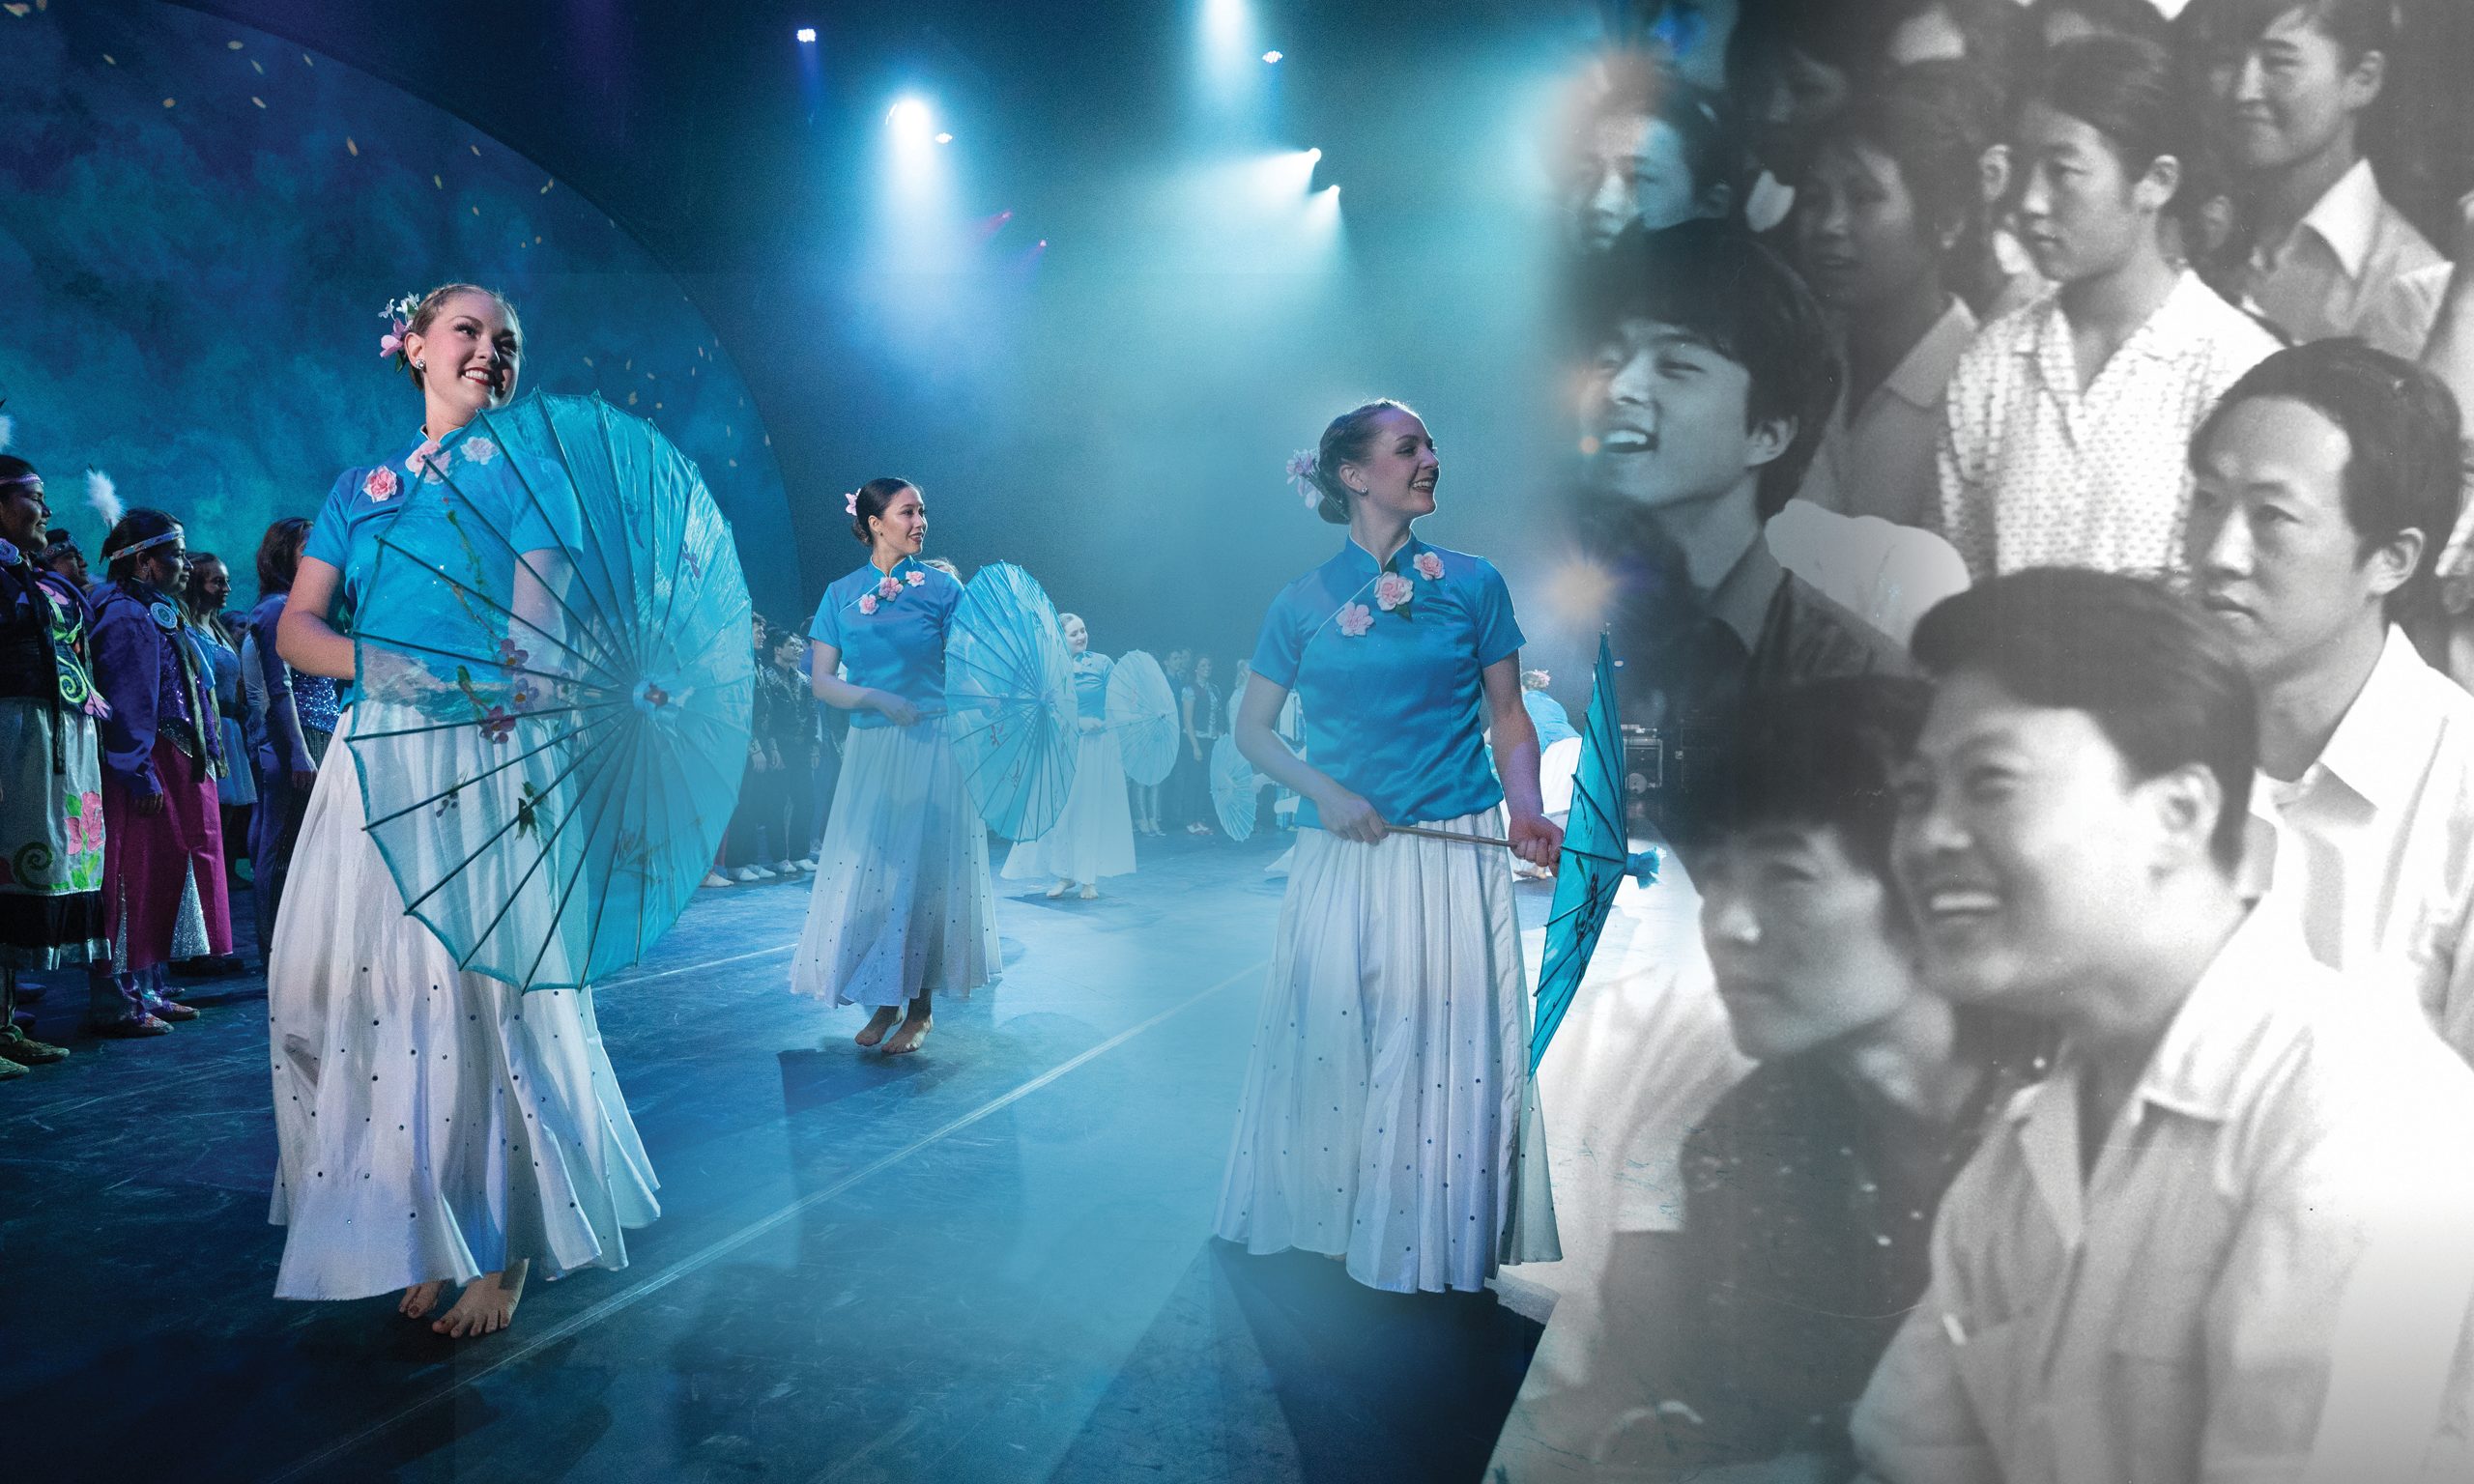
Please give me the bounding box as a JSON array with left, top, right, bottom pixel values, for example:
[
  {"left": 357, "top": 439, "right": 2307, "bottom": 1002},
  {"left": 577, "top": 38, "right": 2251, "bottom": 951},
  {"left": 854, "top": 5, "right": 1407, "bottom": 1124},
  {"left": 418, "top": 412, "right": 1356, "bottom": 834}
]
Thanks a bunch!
[
  {"left": 791, "top": 716, "right": 999, "bottom": 1009},
  {"left": 267, "top": 718, "right": 659, "bottom": 1299},
  {"left": 1215, "top": 809, "right": 1561, "bottom": 1294},
  {"left": 1001, "top": 725, "right": 1136, "bottom": 886},
  {"left": 0, "top": 699, "right": 107, "bottom": 970}
]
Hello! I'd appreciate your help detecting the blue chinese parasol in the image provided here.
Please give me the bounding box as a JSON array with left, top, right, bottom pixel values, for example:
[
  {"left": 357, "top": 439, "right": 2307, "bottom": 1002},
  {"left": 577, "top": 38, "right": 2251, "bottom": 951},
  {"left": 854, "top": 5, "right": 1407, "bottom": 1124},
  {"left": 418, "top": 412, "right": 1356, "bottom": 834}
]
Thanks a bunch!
[
  {"left": 346, "top": 391, "right": 754, "bottom": 991},
  {"left": 944, "top": 562, "right": 1079, "bottom": 840},
  {"left": 1530, "top": 635, "right": 1660, "bottom": 1069},
  {"left": 1106, "top": 648, "right": 1179, "bottom": 786},
  {"left": 1210, "top": 731, "right": 1258, "bottom": 840}
]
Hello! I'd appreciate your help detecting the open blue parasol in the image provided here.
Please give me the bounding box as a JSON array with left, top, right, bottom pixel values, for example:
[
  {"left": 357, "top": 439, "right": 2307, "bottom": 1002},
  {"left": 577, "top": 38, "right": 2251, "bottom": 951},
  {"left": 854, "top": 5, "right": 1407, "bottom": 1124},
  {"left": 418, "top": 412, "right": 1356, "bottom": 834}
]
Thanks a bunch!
[
  {"left": 1210, "top": 731, "right": 1258, "bottom": 840},
  {"left": 1530, "top": 635, "right": 1660, "bottom": 1069},
  {"left": 1106, "top": 648, "right": 1179, "bottom": 786},
  {"left": 346, "top": 391, "right": 753, "bottom": 991},
  {"left": 944, "top": 562, "right": 1079, "bottom": 840}
]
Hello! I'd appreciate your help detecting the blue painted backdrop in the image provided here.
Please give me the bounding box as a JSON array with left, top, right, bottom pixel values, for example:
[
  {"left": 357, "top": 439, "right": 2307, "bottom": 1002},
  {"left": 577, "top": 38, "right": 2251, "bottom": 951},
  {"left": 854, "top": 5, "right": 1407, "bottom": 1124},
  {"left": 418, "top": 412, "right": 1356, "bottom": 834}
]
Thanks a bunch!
[{"left": 0, "top": 1, "right": 796, "bottom": 612}]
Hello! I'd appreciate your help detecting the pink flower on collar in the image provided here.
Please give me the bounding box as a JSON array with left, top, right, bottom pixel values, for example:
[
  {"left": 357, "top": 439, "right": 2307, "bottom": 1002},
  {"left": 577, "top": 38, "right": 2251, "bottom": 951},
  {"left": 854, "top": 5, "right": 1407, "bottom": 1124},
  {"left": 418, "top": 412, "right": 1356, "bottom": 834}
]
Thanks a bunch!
[
  {"left": 363, "top": 467, "right": 400, "bottom": 502},
  {"left": 463, "top": 437, "right": 500, "bottom": 466},
  {"left": 877, "top": 575, "right": 904, "bottom": 601},
  {"left": 905, "top": 570, "right": 925, "bottom": 586},
  {"left": 407, "top": 442, "right": 446, "bottom": 482},
  {"left": 857, "top": 593, "right": 879, "bottom": 615},
  {"left": 1374, "top": 572, "right": 1414, "bottom": 612},
  {"left": 1414, "top": 551, "right": 1444, "bottom": 581},
  {"left": 1336, "top": 602, "right": 1374, "bottom": 638}
]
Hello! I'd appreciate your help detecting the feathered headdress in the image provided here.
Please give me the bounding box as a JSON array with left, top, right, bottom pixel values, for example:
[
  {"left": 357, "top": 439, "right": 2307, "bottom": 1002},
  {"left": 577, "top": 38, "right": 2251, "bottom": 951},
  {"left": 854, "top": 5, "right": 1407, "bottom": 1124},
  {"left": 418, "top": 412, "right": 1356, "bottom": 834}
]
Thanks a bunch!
[
  {"left": 1283, "top": 449, "right": 1321, "bottom": 510},
  {"left": 86, "top": 469, "right": 123, "bottom": 529}
]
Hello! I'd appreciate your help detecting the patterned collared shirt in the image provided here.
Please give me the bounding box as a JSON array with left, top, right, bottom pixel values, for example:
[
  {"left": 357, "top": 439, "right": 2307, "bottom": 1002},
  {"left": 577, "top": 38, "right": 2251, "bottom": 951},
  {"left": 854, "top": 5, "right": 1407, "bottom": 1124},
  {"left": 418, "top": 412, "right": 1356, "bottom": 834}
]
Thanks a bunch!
[{"left": 1933, "top": 271, "right": 2279, "bottom": 581}]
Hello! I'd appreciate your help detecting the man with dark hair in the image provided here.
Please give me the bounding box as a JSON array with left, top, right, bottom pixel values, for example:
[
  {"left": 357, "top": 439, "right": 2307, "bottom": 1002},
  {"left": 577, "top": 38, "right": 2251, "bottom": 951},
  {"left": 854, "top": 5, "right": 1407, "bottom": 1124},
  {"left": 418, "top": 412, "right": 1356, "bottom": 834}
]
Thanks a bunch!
[
  {"left": 1852, "top": 566, "right": 2474, "bottom": 1481},
  {"left": 1575, "top": 219, "right": 1904, "bottom": 731},
  {"left": 38, "top": 529, "right": 88, "bottom": 595},
  {"left": 2184, "top": 339, "right": 2474, "bottom": 1054}
]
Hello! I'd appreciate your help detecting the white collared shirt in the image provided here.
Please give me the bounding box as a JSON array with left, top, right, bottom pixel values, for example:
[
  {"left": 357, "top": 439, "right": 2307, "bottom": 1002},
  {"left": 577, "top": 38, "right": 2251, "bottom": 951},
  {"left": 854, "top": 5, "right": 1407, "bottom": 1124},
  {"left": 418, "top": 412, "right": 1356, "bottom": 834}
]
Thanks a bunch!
[
  {"left": 1804, "top": 298, "right": 1979, "bottom": 529},
  {"left": 2243, "top": 158, "right": 2444, "bottom": 354},
  {"left": 2242, "top": 626, "right": 2474, "bottom": 1058},
  {"left": 1933, "top": 271, "right": 2279, "bottom": 581},
  {"left": 1851, "top": 907, "right": 2474, "bottom": 1484}
]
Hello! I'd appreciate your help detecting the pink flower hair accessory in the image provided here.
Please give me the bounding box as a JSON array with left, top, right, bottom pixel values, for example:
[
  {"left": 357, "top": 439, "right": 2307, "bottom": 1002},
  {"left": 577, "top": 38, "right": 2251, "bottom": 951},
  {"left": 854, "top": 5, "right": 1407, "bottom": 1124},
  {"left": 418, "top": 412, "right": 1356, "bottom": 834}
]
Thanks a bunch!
[
  {"left": 378, "top": 292, "right": 421, "bottom": 359},
  {"left": 1336, "top": 602, "right": 1374, "bottom": 638},
  {"left": 1284, "top": 449, "right": 1322, "bottom": 510},
  {"left": 844, "top": 490, "right": 859, "bottom": 516},
  {"left": 1413, "top": 551, "right": 1444, "bottom": 581}
]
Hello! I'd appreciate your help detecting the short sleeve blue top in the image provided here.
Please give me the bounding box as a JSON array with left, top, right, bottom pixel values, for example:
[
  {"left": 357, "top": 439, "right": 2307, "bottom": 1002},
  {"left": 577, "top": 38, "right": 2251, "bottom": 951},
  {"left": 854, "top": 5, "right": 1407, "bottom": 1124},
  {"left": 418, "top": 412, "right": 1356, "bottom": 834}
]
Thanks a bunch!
[
  {"left": 302, "top": 428, "right": 548, "bottom": 632},
  {"left": 1523, "top": 688, "right": 1578, "bottom": 748},
  {"left": 1249, "top": 532, "right": 1524, "bottom": 830},
  {"left": 1071, "top": 650, "right": 1112, "bottom": 721},
  {"left": 809, "top": 556, "right": 962, "bottom": 729}
]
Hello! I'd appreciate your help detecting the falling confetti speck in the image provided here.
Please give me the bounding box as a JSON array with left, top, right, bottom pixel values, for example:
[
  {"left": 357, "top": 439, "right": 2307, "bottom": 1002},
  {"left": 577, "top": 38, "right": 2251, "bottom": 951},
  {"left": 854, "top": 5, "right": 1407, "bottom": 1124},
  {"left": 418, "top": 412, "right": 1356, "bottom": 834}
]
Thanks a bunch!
[
  {"left": 302, "top": 53, "right": 313, "bottom": 66},
  {"left": 252, "top": 59, "right": 264, "bottom": 74},
  {"left": 582, "top": 357, "right": 594, "bottom": 367},
  {"left": 626, "top": 391, "right": 638, "bottom": 406},
  {"left": 432, "top": 174, "right": 444, "bottom": 189},
  {"left": 227, "top": 39, "right": 243, "bottom": 49},
  {"left": 539, "top": 181, "right": 554, "bottom": 195},
  {"left": 252, "top": 97, "right": 266, "bottom": 108},
  {"left": 470, "top": 205, "right": 479, "bottom": 215},
  {"left": 346, "top": 138, "right": 359, "bottom": 156},
  {"left": 102, "top": 52, "right": 116, "bottom": 64},
  {"left": 162, "top": 98, "right": 176, "bottom": 107},
  {"left": 469, "top": 144, "right": 481, "bottom": 157},
  {"left": 3, "top": 5, "right": 32, "bottom": 17}
]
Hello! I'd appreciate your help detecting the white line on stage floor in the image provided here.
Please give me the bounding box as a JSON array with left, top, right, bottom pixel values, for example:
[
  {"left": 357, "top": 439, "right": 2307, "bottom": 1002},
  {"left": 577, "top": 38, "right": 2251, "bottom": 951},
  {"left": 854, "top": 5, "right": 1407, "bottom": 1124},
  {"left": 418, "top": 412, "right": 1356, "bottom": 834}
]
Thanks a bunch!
[
  {"left": 0, "top": 941, "right": 801, "bottom": 1125},
  {"left": 264, "top": 957, "right": 1265, "bottom": 1484}
]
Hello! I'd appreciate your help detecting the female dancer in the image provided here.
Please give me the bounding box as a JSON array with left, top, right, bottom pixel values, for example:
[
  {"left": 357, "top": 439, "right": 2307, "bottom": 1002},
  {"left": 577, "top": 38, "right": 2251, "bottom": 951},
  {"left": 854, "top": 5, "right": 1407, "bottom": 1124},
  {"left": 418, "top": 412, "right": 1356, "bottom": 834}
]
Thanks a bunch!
[
  {"left": 88, "top": 507, "right": 230, "bottom": 1030},
  {"left": 1001, "top": 613, "right": 1136, "bottom": 899},
  {"left": 1215, "top": 399, "right": 1563, "bottom": 1295},
  {"left": 270, "top": 283, "right": 657, "bottom": 1337},
  {"left": 0, "top": 456, "right": 101, "bottom": 1075},
  {"left": 1178, "top": 655, "right": 1223, "bottom": 836},
  {"left": 792, "top": 477, "right": 998, "bottom": 1055}
]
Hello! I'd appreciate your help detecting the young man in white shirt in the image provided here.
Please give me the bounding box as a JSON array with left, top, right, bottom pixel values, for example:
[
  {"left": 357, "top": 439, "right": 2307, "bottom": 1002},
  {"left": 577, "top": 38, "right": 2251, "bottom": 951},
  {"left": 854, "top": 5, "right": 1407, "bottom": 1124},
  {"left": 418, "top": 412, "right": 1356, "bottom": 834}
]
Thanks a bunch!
[
  {"left": 2184, "top": 338, "right": 2474, "bottom": 1054},
  {"left": 2210, "top": 0, "right": 2441, "bottom": 353},
  {"left": 1851, "top": 567, "right": 2474, "bottom": 1483}
]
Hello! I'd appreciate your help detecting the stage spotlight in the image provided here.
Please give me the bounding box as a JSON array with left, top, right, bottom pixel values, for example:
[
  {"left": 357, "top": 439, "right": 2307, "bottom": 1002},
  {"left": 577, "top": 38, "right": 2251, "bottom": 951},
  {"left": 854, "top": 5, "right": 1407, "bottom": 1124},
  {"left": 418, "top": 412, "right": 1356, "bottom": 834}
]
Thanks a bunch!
[
  {"left": 1262, "top": 50, "right": 1282, "bottom": 64},
  {"left": 935, "top": 132, "right": 954, "bottom": 145},
  {"left": 886, "top": 97, "right": 935, "bottom": 139},
  {"left": 795, "top": 26, "right": 816, "bottom": 43}
]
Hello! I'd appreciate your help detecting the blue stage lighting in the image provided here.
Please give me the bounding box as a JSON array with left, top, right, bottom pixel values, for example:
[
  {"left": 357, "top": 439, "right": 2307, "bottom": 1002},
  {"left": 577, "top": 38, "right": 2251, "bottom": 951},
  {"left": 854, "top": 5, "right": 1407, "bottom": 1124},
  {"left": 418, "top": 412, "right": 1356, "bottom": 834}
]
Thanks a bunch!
[
  {"left": 795, "top": 26, "right": 816, "bottom": 43},
  {"left": 887, "top": 97, "right": 935, "bottom": 139}
]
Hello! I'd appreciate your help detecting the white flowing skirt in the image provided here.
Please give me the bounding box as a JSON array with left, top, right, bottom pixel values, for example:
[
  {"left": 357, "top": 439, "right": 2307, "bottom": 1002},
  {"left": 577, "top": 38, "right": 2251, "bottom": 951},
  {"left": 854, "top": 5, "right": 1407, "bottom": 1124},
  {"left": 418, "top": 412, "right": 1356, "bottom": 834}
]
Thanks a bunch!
[
  {"left": 1215, "top": 809, "right": 1560, "bottom": 1294},
  {"left": 791, "top": 718, "right": 999, "bottom": 1009},
  {"left": 1001, "top": 726, "right": 1136, "bottom": 885},
  {"left": 266, "top": 723, "right": 659, "bottom": 1300}
]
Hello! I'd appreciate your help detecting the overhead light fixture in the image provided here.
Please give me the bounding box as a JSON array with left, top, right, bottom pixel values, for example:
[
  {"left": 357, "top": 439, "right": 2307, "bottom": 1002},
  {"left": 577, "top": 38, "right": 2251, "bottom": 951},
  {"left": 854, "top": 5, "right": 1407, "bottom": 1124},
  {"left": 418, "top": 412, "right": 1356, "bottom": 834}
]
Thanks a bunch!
[
  {"left": 1262, "top": 50, "right": 1282, "bottom": 64},
  {"left": 795, "top": 26, "right": 816, "bottom": 43},
  {"left": 935, "top": 131, "right": 954, "bottom": 144}
]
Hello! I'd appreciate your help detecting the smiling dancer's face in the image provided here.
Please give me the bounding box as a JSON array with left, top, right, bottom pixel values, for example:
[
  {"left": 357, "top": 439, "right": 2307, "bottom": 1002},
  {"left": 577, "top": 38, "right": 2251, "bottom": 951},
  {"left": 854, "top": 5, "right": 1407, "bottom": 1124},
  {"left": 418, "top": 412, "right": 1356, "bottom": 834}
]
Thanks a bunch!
[
  {"left": 1334, "top": 409, "right": 1439, "bottom": 523},
  {"left": 869, "top": 484, "right": 927, "bottom": 559},
  {"left": 406, "top": 291, "right": 522, "bottom": 422},
  {"left": 1062, "top": 615, "right": 1088, "bottom": 654}
]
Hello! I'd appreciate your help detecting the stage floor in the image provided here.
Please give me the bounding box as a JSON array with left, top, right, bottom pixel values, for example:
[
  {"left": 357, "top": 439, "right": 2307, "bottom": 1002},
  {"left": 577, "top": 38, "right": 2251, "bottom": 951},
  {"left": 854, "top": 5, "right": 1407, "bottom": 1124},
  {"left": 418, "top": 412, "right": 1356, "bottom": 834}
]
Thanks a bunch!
[{"left": 2, "top": 832, "right": 1545, "bottom": 1484}]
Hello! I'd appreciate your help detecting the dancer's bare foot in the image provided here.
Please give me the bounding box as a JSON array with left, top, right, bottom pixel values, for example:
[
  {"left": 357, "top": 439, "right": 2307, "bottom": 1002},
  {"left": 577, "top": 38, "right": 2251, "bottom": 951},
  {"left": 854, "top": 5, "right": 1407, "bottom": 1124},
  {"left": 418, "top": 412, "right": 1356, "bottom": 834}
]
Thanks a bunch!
[
  {"left": 1045, "top": 879, "right": 1070, "bottom": 899},
  {"left": 432, "top": 1262, "right": 528, "bottom": 1338},
  {"left": 854, "top": 1006, "right": 901, "bottom": 1048},
  {"left": 399, "top": 1279, "right": 447, "bottom": 1320},
  {"left": 884, "top": 1013, "right": 933, "bottom": 1055}
]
